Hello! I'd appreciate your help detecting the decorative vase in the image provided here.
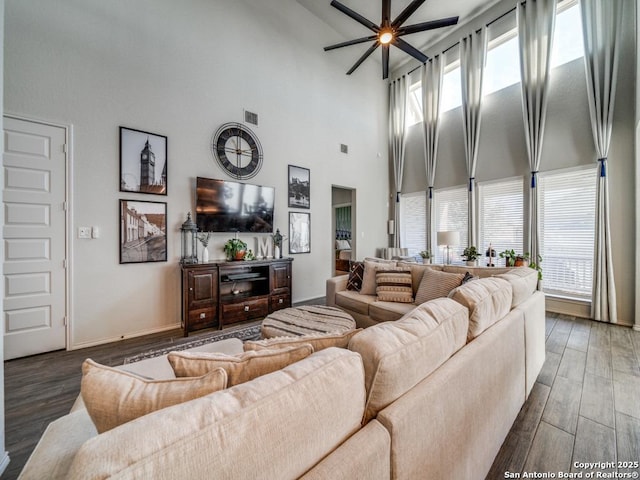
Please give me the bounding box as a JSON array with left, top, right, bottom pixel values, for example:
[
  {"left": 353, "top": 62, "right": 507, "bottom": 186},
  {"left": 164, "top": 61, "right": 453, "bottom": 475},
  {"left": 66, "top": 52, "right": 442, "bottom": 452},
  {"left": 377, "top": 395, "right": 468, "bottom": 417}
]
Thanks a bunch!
[
  {"left": 466, "top": 260, "right": 477, "bottom": 267},
  {"left": 234, "top": 250, "right": 246, "bottom": 261},
  {"left": 274, "top": 246, "right": 280, "bottom": 259},
  {"left": 422, "top": 258, "right": 430, "bottom": 265},
  {"left": 202, "top": 247, "right": 209, "bottom": 263}
]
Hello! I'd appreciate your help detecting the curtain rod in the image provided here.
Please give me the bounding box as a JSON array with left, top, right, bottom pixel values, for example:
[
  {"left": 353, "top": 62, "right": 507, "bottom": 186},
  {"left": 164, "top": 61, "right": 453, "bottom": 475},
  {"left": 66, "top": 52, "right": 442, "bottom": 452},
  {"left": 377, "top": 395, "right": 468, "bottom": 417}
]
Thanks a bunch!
[{"left": 404, "top": 3, "right": 519, "bottom": 77}]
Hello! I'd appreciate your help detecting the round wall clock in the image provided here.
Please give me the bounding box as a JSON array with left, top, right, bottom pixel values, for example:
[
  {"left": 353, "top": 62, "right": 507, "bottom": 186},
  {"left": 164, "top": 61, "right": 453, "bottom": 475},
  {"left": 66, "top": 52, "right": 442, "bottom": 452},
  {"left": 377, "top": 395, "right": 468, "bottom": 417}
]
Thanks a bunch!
[{"left": 212, "top": 122, "right": 263, "bottom": 180}]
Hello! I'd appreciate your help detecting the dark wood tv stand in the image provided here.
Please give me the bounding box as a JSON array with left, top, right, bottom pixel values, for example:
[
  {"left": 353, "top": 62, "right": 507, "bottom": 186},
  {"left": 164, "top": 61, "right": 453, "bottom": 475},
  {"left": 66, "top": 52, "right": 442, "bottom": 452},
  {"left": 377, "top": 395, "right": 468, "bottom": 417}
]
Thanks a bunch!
[{"left": 181, "top": 258, "right": 292, "bottom": 336}]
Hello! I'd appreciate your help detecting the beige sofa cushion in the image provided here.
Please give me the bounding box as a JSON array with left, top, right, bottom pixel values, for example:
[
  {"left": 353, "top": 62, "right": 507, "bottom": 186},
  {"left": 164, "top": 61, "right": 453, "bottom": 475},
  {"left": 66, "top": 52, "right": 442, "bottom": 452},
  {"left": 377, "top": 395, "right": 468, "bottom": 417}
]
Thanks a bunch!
[
  {"left": 243, "top": 329, "right": 362, "bottom": 352},
  {"left": 495, "top": 267, "right": 538, "bottom": 307},
  {"left": 68, "top": 349, "right": 367, "bottom": 480},
  {"left": 415, "top": 268, "right": 465, "bottom": 305},
  {"left": 361, "top": 258, "right": 396, "bottom": 295},
  {"left": 375, "top": 268, "right": 413, "bottom": 302},
  {"left": 336, "top": 290, "right": 377, "bottom": 315},
  {"left": 397, "top": 262, "right": 443, "bottom": 295},
  {"left": 168, "top": 344, "right": 313, "bottom": 386},
  {"left": 348, "top": 298, "right": 469, "bottom": 423},
  {"left": 449, "top": 277, "right": 513, "bottom": 341},
  {"left": 80, "top": 359, "right": 227, "bottom": 434},
  {"left": 368, "top": 301, "right": 416, "bottom": 323}
]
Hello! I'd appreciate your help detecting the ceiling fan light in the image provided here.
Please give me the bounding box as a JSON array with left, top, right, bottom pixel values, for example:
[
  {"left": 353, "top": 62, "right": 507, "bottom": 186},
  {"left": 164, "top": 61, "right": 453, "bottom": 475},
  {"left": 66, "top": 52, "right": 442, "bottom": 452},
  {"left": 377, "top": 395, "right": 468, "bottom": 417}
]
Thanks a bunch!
[{"left": 379, "top": 30, "right": 393, "bottom": 44}]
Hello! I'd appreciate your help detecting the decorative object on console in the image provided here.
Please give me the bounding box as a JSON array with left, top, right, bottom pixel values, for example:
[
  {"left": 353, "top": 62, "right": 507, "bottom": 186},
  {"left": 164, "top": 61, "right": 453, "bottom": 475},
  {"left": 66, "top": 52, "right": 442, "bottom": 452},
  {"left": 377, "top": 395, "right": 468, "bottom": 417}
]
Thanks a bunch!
[
  {"left": 272, "top": 228, "right": 284, "bottom": 258},
  {"left": 485, "top": 244, "right": 496, "bottom": 267},
  {"left": 223, "top": 238, "right": 248, "bottom": 261},
  {"left": 289, "top": 212, "right": 311, "bottom": 254},
  {"left": 197, "top": 232, "right": 212, "bottom": 263},
  {"left": 419, "top": 250, "right": 431, "bottom": 264},
  {"left": 119, "top": 200, "right": 167, "bottom": 264},
  {"left": 437, "top": 231, "right": 459, "bottom": 265},
  {"left": 120, "top": 126, "right": 167, "bottom": 195},
  {"left": 212, "top": 123, "right": 263, "bottom": 180},
  {"left": 288, "top": 165, "right": 310, "bottom": 208},
  {"left": 462, "top": 246, "right": 479, "bottom": 266},
  {"left": 180, "top": 212, "right": 198, "bottom": 265},
  {"left": 324, "top": 0, "right": 459, "bottom": 79}
]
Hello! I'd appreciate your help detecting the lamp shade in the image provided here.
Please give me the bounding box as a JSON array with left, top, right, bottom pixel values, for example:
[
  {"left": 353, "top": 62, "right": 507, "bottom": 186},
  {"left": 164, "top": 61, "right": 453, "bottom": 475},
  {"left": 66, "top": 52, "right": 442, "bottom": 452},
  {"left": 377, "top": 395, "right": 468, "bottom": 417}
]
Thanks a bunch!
[{"left": 437, "top": 231, "right": 460, "bottom": 246}]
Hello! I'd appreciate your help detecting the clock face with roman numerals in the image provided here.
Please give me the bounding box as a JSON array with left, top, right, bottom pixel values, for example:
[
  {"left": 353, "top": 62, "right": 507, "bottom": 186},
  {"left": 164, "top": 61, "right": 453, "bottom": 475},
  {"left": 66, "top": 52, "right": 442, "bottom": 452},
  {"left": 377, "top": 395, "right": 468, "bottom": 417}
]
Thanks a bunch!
[{"left": 212, "top": 123, "right": 263, "bottom": 180}]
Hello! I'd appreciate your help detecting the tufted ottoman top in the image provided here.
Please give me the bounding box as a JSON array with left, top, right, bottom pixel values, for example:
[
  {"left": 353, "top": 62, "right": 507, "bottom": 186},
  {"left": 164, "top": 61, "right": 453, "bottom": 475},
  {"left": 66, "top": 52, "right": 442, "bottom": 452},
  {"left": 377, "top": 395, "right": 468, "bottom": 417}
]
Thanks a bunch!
[{"left": 261, "top": 305, "right": 356, "bottom": 339}]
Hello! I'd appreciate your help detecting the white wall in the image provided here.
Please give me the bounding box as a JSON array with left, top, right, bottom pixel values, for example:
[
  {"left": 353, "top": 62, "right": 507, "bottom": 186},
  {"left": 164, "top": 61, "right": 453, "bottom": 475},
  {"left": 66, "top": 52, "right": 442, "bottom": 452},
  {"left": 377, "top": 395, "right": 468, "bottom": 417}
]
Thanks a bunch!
[
  {"left": 398, "top": 0, "right": 637, "bottom": 325},
  {"left": 4, "top": 0, "right": 389, "bottom": 347}
]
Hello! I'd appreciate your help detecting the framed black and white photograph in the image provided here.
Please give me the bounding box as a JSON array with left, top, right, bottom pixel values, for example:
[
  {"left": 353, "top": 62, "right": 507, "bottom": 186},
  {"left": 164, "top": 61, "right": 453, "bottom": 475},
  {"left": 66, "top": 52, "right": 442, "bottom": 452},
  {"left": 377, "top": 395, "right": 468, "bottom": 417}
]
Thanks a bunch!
[
  {"left": 119, "top": 200, "right": 167, "bottom": 264},
  {"left": 288, "top": 165, "right": 310, "bottom": 209},
  {"left": 120, "top": 126, "right": 167, "bottom": 195},
  {"left": 289, "top": 212, "right": 310, "bottom": 254}
]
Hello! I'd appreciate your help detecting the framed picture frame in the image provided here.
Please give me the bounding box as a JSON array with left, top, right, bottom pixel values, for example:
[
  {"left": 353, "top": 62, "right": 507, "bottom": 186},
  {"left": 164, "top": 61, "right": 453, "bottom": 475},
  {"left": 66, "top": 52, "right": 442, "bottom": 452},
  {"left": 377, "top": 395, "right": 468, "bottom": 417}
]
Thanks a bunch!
[
  {"left": 120, "top": 126, "right": 168, "bottom": 195},
  {"left": 288, "top": 165, "right": 310, "bottom": 209},
  {"left": 119, "top": 199, "right": 167, "bottom": 264},
  {"left": 289, "top": 212, "right": 310, "bottom": 254}
]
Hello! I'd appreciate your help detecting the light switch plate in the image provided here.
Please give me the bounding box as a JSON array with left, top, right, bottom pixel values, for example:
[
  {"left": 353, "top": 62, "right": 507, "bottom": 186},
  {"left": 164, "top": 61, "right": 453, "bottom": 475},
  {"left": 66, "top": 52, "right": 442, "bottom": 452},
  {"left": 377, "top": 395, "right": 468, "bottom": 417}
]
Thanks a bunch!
[{"left": 78, "top": 227, "right": 91, "bottom": 239}]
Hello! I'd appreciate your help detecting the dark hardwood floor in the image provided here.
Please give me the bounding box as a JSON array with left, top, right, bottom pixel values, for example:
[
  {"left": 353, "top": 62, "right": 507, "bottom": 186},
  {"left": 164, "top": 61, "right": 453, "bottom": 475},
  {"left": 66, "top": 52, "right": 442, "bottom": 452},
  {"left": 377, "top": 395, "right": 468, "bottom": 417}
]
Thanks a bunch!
[{"left": 2, "top": 311, "right": 639, "bottom": 479}]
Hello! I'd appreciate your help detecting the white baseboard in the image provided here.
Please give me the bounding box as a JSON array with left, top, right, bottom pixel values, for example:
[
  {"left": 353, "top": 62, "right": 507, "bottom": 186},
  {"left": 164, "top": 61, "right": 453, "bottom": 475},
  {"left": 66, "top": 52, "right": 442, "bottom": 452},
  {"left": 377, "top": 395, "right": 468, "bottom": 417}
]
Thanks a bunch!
[
  {"left": 0, "top": 451, "right": 10, "bottom": 476},
  {"left": 545, "top": 296, "right": 591, "bottom": 319},
  {"left": 69, "top": 323, "right": 182, "bottom": 350},
  {"left": 634, "top": 324, "right": 640, "bottom": 332}
]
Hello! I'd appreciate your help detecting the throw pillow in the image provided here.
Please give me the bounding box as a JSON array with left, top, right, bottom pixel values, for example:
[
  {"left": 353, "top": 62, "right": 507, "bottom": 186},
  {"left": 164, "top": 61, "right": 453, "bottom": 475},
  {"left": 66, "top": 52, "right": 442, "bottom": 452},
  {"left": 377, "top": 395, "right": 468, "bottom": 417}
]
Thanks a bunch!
[
  {"left": 80, "top": 359, "right": 227, "bottom": 434},
  {"left": 375, "top": 268, "right": 413, "bottom": 303},
  {"left": 168, "top": 344, "right": 313, "bottom": 386},
  {"left": 461, "top": 271, "right": 479, "bottom": 284},
  {"left": 415, "top": 268, "right": 465, "bottom": 305},
  {"left": 346, "top": 261, "right": 364, "bottom": 291},
  {"left": 360, "top": 258, "right": 396, "bottom": 295},
  {"left": 243, "top": 328, "right": 362, "bottom": 352}
]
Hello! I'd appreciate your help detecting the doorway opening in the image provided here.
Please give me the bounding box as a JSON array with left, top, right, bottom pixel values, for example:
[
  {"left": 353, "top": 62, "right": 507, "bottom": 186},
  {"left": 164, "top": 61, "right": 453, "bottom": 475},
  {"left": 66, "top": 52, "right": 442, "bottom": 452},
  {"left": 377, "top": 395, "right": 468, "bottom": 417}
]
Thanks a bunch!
[{"left": 331, "top": 186, "right": 356, "bottom": 276}]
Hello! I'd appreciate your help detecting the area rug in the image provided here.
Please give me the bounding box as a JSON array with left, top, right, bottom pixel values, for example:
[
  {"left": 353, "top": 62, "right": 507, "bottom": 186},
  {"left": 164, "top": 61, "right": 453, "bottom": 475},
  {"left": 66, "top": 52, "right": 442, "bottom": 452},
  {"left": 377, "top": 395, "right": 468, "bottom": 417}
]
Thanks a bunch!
[{"left": 123, "top": 324, "right": 261, "bottom": 364}]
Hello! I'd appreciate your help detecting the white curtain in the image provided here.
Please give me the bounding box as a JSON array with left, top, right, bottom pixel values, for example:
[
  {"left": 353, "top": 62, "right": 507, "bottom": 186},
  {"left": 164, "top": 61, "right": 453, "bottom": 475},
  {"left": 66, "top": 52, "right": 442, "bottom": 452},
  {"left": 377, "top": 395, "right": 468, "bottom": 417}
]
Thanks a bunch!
[
  {"left": 581, "top": 0, "right": 623, "bottom": 323},
  {"left": 421, "top": 56, "right": 444, "bottom": 255},
  {"left": 389, "top": 75, "right": 409, "bottom": 248},
  {"left": 460, "top": 28, "right": 487, "bottom": 248},
  {"left": 517, "top": 0, "right": 557, "bottom": 266}
]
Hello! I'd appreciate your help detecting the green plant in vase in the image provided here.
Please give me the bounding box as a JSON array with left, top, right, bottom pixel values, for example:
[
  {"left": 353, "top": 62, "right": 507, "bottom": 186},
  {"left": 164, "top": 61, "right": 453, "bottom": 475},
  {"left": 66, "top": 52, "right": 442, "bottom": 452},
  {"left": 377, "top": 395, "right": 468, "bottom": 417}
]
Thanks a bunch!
[
  {"left": 462, "top": 246, "right": 479, "bottom": 266},
  {"left": 223, "top": 238, "right": 248, "bottom": 261},
  {"left": 419, "top": 250, "right": 431, "bottom": 264}
]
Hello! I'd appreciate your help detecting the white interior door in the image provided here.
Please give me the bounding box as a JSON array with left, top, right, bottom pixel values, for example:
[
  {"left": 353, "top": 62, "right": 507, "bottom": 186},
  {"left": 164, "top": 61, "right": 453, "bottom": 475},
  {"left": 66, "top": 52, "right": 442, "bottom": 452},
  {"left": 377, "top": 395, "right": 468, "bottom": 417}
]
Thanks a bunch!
[{"left": 3, "top": 116, "right": 67, "bottom": 360}]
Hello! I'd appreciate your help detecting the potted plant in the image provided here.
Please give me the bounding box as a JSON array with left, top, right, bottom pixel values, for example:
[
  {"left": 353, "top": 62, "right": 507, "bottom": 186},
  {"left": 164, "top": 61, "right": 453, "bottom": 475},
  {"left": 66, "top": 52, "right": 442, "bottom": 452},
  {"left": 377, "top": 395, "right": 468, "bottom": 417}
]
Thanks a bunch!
[
  {"left": 499, "top": 249, "right": 532, "bottom": 267},
  {"left": 462, "top": 246, "right": 479, "bottom": 266},
  {"left": 419, "top": 250, "right": 431, "bottom": 264},
  {"left": 223, "top": 238, "right": 248, "bottom": 261}
]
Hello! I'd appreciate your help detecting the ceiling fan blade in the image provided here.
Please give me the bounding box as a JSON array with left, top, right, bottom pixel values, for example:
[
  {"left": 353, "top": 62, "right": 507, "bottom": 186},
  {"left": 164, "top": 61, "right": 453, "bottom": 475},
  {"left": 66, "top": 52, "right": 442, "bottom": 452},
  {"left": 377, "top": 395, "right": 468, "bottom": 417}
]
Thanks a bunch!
[
  {"left": 392, "top": 38, "right": 428, "bottom": 63},
  {"left": 324, "top": 35, "right": 378, "bottom": 51},
  {"left": 396, "top": 16, "right": 459, "bottom": 36},
  {"left": 346, "top": 42, "right": 380, "bottom": 75},
  {"left": 382, "top": 44, "right": 390, "bottom": 79},
  {"left": 382, "top": 0, "right": 391, "bottom": 27},
  {"left": 391, "top": 0, "right": 426, "bottom": 28},
  {"left": 330, "top": 0, "right": 379, "bottom": 33}
]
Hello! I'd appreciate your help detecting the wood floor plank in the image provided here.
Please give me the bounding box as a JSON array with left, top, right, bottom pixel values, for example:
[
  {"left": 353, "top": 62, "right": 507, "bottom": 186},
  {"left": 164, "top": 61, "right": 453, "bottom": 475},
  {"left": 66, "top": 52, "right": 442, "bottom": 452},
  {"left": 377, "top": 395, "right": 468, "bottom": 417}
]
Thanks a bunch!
[
  {"left": 545, "top": 314, "right": 558, "bottom": 339},
  {"left": 611, "top": 347, "right": 640, "bottom": 377},
  {"left": 615, "top": 412, "right": 640, "bottom": 474},
  {"left": 567, "top": 320, "right": 591, "bottom": 352},
  {"left": 521, "top": 421, "right": 574, "bottom": 474},
  {"left": 579, "top": 373, "right": 615, "bottom": 428},
  {"left": 557, "top": 347, "right": 587, "bottom": 382},
  {"left": 486, "top": 382, "right": 551, "bottom": 479},
  {"left": 589, "top": 321, "right": 611, "bottom": 351},
  {"left": 537, "top": 351, "right": 562, "bottom": 387},
  {"left": 542, "top": 375, "right": 582, "bottom": 434},
  {"left": 586, "top": 346, "right": 613, "bottom": 379},
  {"left": 613, "top": 370, "right": 640, "bottom": 420},
  {"left": 571, "top": 416, "right": 616, "bottom": 474},
  {"left": 546, "top": 328, "right": 570, "bottom": 356}
]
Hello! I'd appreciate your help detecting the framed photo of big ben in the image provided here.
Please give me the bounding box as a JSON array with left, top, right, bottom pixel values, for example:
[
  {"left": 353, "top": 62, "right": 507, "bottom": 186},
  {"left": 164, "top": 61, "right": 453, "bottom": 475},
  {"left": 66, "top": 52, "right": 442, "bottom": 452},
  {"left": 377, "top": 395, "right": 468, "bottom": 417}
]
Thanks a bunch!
[{"left": 120, "top": 126, "right": 168, "bottom": 195}]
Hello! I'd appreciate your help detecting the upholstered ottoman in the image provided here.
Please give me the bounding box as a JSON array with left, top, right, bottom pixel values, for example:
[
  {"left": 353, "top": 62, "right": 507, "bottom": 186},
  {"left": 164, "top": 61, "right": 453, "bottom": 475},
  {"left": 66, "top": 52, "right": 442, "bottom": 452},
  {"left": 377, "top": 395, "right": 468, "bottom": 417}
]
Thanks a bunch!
[{"left": 261, "top": 305, "right": 356, "bottom": 339}]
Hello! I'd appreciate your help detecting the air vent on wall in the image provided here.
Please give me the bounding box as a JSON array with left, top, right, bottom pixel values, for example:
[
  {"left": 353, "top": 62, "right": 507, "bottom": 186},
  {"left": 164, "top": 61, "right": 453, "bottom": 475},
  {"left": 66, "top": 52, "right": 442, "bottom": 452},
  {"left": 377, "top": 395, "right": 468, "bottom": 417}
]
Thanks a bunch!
[
  {"left": 244, "top": 110, "right": 258, "bottom": 126},
  {"left": 340, "top": 144, "right": 348, "bottom": 154}
]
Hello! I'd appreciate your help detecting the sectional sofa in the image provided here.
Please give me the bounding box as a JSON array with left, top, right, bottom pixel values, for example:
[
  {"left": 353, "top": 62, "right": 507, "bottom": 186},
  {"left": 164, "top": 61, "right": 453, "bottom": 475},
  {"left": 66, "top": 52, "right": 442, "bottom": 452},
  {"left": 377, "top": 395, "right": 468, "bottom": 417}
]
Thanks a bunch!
[{"left": 19, "top": 263, "right": 545, "bottom": 480}]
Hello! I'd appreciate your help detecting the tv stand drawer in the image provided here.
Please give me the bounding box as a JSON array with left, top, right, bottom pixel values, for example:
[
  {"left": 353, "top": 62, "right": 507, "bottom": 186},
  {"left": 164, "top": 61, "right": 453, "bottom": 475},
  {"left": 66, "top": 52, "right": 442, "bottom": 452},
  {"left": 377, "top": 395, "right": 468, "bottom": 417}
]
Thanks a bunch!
[{"left": 221, "top": 297, "right": 269, "bottom": 325}]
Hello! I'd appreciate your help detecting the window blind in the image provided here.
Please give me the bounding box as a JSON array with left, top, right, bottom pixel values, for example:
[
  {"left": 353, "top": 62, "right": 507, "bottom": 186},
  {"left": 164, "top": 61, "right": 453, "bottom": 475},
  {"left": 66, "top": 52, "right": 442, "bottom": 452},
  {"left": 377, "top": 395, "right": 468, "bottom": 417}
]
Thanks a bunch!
[
  {"left": 400, "top": 192, "right": 426, "bottom": 256},
  {"left": 478, "top": 178, "right": 524, "bottom": 263},
  {"left": 538, "top": 167, "right": 596, "bottom": 299},
  {"left": 433, "top": 186, "right": 468, "bottom": 264}
]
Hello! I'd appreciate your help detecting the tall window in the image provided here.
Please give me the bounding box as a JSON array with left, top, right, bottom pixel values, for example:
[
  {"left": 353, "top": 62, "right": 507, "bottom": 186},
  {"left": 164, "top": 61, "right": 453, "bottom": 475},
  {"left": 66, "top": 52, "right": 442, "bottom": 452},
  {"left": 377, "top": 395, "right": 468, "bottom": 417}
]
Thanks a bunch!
[
  {"left": 399, "top": 192, "right": 427, "bottom": 256},
  {"left": 433, "top": 186, "right": 468, "bottom": 263},
  {"left": 478, "top": 177, "right": 524, "bottom": 262},
  {"left": 538, "top": 167, "right": 596, "bottom": 299}
]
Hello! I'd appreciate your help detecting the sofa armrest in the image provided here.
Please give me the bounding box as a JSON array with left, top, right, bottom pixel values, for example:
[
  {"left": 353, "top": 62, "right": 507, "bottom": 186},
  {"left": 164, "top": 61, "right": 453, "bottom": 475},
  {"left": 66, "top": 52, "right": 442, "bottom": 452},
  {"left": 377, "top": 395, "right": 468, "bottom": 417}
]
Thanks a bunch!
[{"left": 326, "top": 275, "right": 349, "bottom": 307}]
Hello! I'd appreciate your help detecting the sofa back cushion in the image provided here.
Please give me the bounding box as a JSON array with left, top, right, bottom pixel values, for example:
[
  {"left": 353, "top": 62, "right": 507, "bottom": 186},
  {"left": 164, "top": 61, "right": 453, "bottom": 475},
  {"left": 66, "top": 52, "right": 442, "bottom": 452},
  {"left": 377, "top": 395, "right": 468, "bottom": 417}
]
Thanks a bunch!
[
  {"left": 396, "top": 262, "right": 443, "bottom": 295},
  {"left": 68, "top": 349, "right": 366, "bottom": 480},
  {"left": 243, "top": 329, "right": 362, "bottom": 352},
  {"left": 348, "top": 298, "right": 469, "bottom": 423},
  {"left": 449, "top": 277, "right": 513, "bottom": 341},
  {"left": 495, "top": 267, "right": 538, "bottom": 307}
]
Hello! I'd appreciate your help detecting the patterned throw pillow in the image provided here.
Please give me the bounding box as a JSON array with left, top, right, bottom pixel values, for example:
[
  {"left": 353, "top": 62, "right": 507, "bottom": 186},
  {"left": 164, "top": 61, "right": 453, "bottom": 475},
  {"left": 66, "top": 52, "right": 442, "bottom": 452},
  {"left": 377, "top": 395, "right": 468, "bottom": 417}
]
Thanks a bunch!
[
  {"left": 346, "top": 262, "right": 364, "bottom": 291},
  {"left": 415, "top": 268, "right": 465, "bottom": 305},
  {"left": 461, "top": 271, "right": 478, "bottom": 284},
  {"left": 375, "top": 268, "right": 413, "bottom": 303}
]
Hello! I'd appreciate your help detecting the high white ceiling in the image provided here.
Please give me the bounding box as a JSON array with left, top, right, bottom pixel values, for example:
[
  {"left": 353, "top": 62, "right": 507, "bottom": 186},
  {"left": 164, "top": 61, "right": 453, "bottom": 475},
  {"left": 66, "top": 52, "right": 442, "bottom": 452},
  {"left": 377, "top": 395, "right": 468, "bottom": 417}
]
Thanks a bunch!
[{"left": 297, "top": 0, "right": 503, "bottom": 75}]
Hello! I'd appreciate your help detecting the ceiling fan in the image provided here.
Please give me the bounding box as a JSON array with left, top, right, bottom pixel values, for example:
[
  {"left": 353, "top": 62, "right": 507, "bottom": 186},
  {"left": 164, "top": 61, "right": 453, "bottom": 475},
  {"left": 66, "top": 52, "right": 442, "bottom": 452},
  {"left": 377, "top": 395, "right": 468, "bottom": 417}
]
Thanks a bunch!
[{"left": 324, "top": 0, "right": 459, "bottom": 79}]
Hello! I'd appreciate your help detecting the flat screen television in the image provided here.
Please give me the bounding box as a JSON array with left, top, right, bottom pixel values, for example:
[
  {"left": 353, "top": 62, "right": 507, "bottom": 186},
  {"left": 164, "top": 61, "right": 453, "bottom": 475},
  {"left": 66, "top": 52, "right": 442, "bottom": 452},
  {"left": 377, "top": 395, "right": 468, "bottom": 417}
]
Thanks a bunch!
[{"left": 196, "top": 177, "right": 275, "bottom": 233}]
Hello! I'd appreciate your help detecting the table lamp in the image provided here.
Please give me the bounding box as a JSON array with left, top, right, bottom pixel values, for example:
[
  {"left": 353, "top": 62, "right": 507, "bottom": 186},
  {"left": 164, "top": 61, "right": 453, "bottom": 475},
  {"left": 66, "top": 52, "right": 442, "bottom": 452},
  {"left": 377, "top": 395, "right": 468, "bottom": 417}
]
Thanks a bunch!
[{"left": 437, "top": 231, "right": 460, "bottom": 265}]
